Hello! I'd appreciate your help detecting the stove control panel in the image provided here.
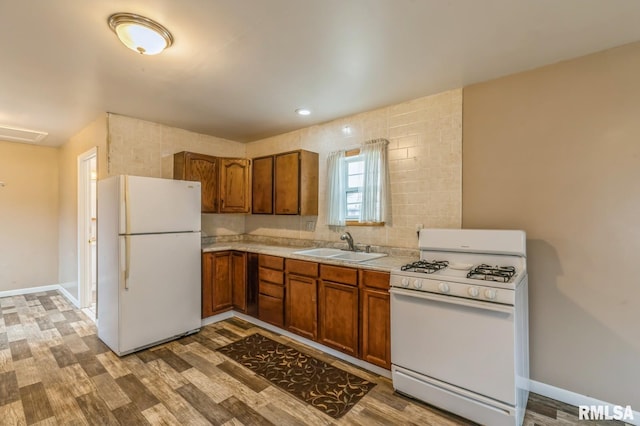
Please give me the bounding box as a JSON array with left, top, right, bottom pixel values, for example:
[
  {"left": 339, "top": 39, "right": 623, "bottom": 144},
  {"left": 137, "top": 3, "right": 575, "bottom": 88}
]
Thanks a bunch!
[{"left": 390, "top": 274, "right": 515, "bottom": 305}]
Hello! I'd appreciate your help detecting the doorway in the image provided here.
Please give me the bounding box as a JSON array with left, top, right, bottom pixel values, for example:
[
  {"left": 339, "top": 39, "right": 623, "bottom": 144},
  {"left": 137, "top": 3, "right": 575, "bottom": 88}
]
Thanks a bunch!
[{"left": 78, "top": 147, "right": 97, "bottom": 313}]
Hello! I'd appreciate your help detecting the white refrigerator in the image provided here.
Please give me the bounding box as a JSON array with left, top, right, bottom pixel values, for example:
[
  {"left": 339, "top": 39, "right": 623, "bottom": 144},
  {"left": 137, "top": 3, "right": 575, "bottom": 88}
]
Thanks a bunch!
[{"left": 97, "top": 175, "right": 202, "bottom": 356}]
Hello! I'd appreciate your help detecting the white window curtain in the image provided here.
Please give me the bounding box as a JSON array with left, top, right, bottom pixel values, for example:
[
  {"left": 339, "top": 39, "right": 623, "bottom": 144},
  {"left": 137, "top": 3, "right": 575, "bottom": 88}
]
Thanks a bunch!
[
  {"left": 326, "top": 149, "right": 346, "bottom": 227},
  {"left": 360, "top": 138, "right": 390, "bottom": 223}
]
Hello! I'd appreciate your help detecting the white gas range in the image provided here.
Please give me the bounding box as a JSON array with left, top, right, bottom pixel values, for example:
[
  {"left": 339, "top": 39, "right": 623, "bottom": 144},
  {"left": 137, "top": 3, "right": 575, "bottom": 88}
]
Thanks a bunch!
[{"left": 390, "top": 229, "right": 529, "bottom": 426}]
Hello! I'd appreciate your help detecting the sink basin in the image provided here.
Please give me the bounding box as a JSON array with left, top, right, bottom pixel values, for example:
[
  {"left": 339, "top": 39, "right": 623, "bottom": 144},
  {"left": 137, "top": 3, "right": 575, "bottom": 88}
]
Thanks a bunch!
[
  {"left": 293, "top": 248, "right": 387, "bottom": 263},
  {"left": 293, "top": 248, "right": 344, "bottom": 258},
  {"left": 330, "top": 252, "right": 387, "bottom": 262}
]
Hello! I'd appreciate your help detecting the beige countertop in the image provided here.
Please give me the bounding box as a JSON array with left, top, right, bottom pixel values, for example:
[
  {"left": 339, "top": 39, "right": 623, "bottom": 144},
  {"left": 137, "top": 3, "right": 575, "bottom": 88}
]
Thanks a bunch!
[{"left": 201, "top": 242, "right": 416, "bottom": 272}]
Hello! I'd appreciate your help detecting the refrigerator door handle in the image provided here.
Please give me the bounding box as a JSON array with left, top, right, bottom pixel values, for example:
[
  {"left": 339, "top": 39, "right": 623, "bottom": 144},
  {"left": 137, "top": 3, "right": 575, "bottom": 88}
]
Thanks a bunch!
[
  {"left": 124, "top": 175, "right": 131, "bottom": 235},
  {"left": 121, "top": 236, "right": 130, "bottom": 290}
]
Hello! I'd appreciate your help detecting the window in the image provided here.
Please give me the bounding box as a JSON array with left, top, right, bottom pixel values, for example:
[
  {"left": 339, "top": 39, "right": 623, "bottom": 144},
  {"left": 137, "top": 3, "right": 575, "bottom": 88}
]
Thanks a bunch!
[
  {"left": 345, "top": 154, "right": 364, "bottom": 221},
  {"left": 326, "top": 139, "right": 390, "bottom": 227}
]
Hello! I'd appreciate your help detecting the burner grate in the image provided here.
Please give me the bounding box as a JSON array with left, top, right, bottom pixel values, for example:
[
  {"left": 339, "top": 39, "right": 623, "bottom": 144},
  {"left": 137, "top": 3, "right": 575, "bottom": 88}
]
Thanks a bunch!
[
  {"left": 467, "top": 264, "right": 516, "bottom": 282},
  {"left": 401, "top": 260, "right": 449, "bottom": 274}
]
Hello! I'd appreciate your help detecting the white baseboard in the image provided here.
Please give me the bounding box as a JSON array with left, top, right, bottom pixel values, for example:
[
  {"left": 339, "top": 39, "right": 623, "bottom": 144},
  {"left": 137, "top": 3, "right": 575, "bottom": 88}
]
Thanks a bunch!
[
  {"left": 56, "top": 286, "right": 80, "bottom": 308},
  {"left": 0, "top": 284, "right": 61, "bottom": 298},
  {"left": 0, "top": 284, "right": 80, "bottom": 308},
  {"left": 530, "top": 380, "right": 639, "bottom": 425},
  {"left": 201, "top": 310, "right": 234, "bottom": 326},
  {"left": 202, "top": 311, "right": 391, "bottom": 379}
]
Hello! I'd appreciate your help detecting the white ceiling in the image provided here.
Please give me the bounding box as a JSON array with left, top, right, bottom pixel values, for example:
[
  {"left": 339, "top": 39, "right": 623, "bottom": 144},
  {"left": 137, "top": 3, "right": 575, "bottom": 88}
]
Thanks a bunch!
[{"left": 1, "top": 0, "right": 640, "bottom": 147}]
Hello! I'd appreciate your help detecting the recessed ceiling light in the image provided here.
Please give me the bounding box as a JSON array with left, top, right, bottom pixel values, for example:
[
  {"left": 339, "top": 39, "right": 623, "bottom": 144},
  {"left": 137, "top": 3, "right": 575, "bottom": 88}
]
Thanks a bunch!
[
  {"left": 295, "top": 108, "right": 311, "bottom": 116},
  {"left": 108, "top": 13, "right": 174, "bottom": 55}
]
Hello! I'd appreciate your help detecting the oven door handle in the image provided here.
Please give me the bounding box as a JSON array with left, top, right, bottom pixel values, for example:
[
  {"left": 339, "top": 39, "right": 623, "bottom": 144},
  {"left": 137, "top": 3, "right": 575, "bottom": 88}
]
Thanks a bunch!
[{"left": 390, "top": 287, "right": 514, "bottom": 314}]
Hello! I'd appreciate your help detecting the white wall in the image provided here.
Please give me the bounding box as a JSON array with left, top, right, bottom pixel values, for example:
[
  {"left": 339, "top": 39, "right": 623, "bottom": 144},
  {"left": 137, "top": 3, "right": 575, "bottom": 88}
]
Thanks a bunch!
[
  {"left": 57, "top": 115, "right": 108, "bottom": 300},
  {"left": 463, "top": 42, "right": 640, "bottom": 408},
  {"left": 0, "top": 140, "right": 59, "bottom": 291}
]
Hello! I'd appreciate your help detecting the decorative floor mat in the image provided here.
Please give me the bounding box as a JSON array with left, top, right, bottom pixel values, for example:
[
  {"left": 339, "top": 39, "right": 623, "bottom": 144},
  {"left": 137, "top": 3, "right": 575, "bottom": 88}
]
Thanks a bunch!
[{"left": 218, "top": 333, "right": 376, "bottom": 419}]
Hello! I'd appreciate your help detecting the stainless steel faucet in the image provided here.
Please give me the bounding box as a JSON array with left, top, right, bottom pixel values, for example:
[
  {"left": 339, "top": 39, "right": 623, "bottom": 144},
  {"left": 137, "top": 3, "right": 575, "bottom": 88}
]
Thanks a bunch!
[{"left": 340, "top": 231, "right": 356, "bottom": 251}]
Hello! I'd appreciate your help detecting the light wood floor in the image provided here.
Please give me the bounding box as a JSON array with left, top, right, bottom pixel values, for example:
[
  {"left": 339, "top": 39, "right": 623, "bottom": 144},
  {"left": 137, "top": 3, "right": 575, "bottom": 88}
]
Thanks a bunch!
[{"left": 0, "top": 291, "right": 625, "bottom": 425}]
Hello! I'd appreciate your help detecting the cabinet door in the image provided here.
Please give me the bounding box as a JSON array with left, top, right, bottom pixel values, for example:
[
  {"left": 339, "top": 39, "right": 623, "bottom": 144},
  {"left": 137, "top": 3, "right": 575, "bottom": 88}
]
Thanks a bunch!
[
  {"left": 252, "top": 156, "right": 273, "bottom": 214},
  {"left": 212, "top": 252, "right": 232, "bottom": 313},
  {"left": 219, "top": 158, "right": 251, "bottom": 213},
  {"left": 258, "top": 293, "right": 284, "bottom": 327},
  {"left": 231, "top": 251, "right": 247, "bottom": 312},
  {"left": 174, "top": 152, "right": 219, "bottom": 213},
  {"left": 318, "top": 281, "right": 359, "bottom": 356},
  {"left": 274, "top": 151, "right": 299, "bottom": 214},
  {"left": 245, "top": 253, "right": 259, "bottom": 318},
  {"left": 286, "top": 274, "right": 317, "bottom": 340},
  {"left": 361, "top": 288, "right": 391, "bottom": 369}
]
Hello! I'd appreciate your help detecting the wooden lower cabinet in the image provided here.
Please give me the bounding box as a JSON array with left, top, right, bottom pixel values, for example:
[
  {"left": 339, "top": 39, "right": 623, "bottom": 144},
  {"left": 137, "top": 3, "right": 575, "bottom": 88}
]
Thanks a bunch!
[
  {"left": 286, "top": 274, "right": 318, "bottom": 340},
  {"left": 205, "top": 251, "right": 390, "bottom": 370},
  {"left": 202, "top": 251, "right": 232, "bottom": 318},
  {"left": 231, "top": 251, "right": 247, "bottom": 312},
  {"left": 258, "top": 293, "right": 284, "bottom": 327},
  {"left": 360, "top": 270, "right": 391, "bottom": 368},
  {"left": 318, "top": 280, "right": 359, "bottom": 357},
  {"left": 202, "top": 250, "right": 247, "bottom": 318},
  {"left": 360, "top": 288, "right": 391, "bottom": 368},
  {"left": 258, "top": 255, "right": 285, "bottom": 327}
]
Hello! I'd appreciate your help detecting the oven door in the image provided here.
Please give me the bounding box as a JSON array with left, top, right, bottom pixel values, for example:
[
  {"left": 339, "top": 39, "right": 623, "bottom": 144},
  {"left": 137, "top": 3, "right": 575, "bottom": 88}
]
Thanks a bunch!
[{"left": 390, "top": 287, "right": 516, "bottom": 405}]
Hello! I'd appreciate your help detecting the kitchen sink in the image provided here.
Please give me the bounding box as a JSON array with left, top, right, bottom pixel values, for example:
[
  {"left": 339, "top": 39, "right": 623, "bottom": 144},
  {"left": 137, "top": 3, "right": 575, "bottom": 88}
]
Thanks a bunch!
[
  {"left": 293, "top": 248, "right": 387, "bottom": 263},
  {"left": 330, "top": 252, "right": 387, "bottom": 262},
  {"left": 293, "top": 248, "right": 344, "bottom": 258}
]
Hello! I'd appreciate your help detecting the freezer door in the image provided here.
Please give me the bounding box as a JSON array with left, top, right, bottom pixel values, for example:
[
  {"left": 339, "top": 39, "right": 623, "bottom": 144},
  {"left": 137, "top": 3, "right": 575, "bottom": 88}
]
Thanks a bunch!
[
  {"left": 119, "top": 175, "right": 201, "bottom": 235},
  {"left": 118, "top": 232, "right": 201, "bottom": 354}
]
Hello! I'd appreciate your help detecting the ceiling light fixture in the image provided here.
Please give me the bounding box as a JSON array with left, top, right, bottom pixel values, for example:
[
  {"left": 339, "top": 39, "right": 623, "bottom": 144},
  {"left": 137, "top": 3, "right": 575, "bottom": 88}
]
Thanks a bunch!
[
  {"left": 108, "top": 13, "right": 174, "bottom": 55},
  {"left": 296, "top": 108, "right": 311, "bottom": 116}
]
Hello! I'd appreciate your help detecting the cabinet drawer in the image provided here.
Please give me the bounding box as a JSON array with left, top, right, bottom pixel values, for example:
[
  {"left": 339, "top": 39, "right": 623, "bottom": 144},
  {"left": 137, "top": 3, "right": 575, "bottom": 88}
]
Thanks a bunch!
[
  {"left": 259, "top": 267, "right": 283, "bottom": 285},
  {"left": 286, "top": 259, "right": 318, "bottom": 277},
  {"left": 320, "top": 264, "right": 358, "bottom": 286},
  {"left": 360, "top": 269, "right": 390, "bottom": 290},
  {"left": 259, "top": 294, "right": 284, "bottom": 327},
  {"left": 259, "top": 254, "right": 284, "bottom": 270},
  {"left": 259, "top": 281, "right": 284, "bottom": 299}
]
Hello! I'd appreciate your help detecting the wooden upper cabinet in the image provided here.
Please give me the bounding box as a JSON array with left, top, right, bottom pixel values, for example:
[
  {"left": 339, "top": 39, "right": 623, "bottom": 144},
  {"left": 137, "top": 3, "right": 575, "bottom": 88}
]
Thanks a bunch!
[
  {"left": 174, "top": 152, "right": 251, "bottom": 214},
  {"left": 274, "top": 150, "right": 318, "bottom": 215},
  {"left": 174, "top": 152, "right": 218, "bottom": 213},
  {"left": 219, "top": 158, "right": 251, "bottom": 213},
  {"left": 252, "top": 156, "right": 273, "bottom": 214}
]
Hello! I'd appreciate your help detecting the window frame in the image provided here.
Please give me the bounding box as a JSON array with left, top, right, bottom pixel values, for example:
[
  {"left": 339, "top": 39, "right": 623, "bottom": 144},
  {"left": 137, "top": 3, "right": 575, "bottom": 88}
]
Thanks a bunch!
[{"left": 344, "top": 149, "right": 385, "bottom": 227}]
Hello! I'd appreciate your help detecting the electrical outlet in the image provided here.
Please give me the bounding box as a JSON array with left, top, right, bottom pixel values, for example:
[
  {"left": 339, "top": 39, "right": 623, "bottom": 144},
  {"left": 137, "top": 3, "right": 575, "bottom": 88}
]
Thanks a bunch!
[{"left": 306, "top": 220, "right": 315, "bottom": 231}]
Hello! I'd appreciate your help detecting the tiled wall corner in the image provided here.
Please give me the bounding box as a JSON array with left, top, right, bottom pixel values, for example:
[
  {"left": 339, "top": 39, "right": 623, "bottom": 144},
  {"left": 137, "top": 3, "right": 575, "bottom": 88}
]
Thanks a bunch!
[{"left": 106, "top": 113, "right": 247, "bottom": 236}]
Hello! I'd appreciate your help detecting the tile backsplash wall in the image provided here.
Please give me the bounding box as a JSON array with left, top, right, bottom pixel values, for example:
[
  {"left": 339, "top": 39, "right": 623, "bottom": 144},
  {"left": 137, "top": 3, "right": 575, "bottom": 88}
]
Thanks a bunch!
[
  {"left": 245, "top": 89, "right": 462, "bottom": 249},
  {"left": 106, "top": 113, "right": 247, "bottom": 236},
  {"left": 104, "top": 89, "right": 461, "bottom": 249}
]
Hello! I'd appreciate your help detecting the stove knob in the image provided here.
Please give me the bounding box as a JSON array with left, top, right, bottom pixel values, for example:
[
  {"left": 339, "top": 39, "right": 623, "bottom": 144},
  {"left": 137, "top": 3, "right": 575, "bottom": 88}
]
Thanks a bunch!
[
  {"left": 468, "top": 287, "right": 480, "bottom": 297},
  {"left": 413, "top": 279, "right": 423, "bottom": 289},
  {"left": 438, "top": 282, "right": 450, "bottom": 294},
  {"left": 485, "top": 289, "right": 497, "bottom": 300},
  {"left": 401, "top": 278, "right": 410, "bottom": 287}
]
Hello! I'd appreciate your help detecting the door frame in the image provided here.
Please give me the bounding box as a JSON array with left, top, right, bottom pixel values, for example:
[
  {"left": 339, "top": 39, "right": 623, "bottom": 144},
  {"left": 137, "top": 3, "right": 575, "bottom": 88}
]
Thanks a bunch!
[{"left": 77, "top": 147, "right": 97, "bottom": 309}]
